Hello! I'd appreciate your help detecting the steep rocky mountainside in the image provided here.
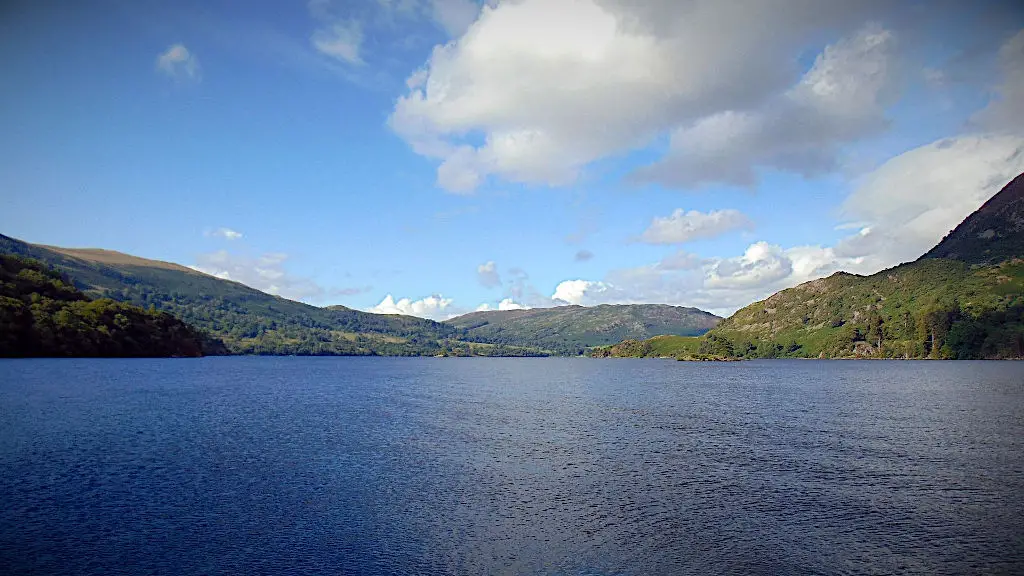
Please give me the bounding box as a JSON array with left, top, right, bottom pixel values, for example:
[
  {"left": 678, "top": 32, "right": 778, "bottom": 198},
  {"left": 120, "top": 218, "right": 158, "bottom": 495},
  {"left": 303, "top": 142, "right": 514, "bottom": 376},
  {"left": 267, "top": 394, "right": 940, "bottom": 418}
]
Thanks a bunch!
[{"left": 921, "top": 172, "right": 1024, "bottom": 264}]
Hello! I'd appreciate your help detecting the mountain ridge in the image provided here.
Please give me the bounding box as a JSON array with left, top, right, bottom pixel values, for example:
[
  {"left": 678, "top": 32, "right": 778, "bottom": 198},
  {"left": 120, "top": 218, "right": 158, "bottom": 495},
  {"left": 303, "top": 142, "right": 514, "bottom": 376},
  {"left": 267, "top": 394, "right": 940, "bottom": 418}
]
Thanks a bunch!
[{"left": 920, "top": 172, "right": 1024, "bottom": 264}]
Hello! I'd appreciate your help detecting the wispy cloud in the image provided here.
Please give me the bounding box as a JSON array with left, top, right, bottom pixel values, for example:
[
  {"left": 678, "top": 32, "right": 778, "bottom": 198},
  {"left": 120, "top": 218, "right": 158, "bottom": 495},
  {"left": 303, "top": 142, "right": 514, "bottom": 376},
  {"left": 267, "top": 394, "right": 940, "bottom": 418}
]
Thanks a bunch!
[
  {"left": 309, "top": 0, "right": 365, "bottom": 65},
  {"left": 311, "top": 21, "right": 364, "bottom": 65},
  {"left": 573, "top": 250, "right": 594, "bottom": 262},
  {"left": 189, "top": 250, "right": 325, "bottom": 302},
  {"left": 477, "top": 260, "right": 501, "bottom": 288},
  {"left": 639, "top": 209, "right": 753, "bottom": 245},
  {"left": 331, "top": 285, "right": 373, "bottom": 297},
  {"left": 205, "top": 227, "right": 243, "bottom": 241},
  {"left": 156, "top": 43, "right": 200, "bottom": 82}
]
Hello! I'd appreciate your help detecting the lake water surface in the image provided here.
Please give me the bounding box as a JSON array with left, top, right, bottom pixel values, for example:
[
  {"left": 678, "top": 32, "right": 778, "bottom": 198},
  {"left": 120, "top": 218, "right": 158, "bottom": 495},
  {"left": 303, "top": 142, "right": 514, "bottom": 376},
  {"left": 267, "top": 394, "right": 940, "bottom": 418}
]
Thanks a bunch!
[{"left": 0, "top": 358, "right": 1022, "bottom": 575}]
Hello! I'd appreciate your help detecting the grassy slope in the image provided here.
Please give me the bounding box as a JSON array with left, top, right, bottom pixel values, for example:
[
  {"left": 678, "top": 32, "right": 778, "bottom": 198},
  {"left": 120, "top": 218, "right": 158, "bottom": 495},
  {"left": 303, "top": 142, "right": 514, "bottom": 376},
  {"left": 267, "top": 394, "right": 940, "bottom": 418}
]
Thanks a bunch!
[
  {"left": 590, "top": 335, "right": 702, "bottom": 358},
  {"left": 446, "top": 304, "right": 720, "bottom": 354},
  {"left": 596, "top": 259, "right": 1023, "bottom": 360},
  {"left": 708, "top": 259, "right": 1024, "bottom": 359}
]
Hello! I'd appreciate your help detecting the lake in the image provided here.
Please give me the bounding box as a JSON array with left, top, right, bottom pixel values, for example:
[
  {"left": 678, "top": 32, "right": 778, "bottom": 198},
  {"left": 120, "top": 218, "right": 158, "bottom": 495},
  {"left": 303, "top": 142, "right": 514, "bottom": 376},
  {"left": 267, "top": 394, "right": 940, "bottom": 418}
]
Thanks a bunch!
[{"left": 0, "top": 358, "right": 1021, "bottom": 575}]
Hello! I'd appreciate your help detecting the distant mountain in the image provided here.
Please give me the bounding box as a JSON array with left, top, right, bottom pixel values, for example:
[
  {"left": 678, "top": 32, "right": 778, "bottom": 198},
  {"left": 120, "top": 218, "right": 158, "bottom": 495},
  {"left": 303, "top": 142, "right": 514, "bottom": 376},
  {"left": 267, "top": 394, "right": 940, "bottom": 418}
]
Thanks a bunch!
[
  {"left": 0, "top": 234, "right": 462, "bottom": 356},
  {"left": 602, "top": 172, "right": 1024, "bottom": 360},
  {"left": 445, "top": 304, "right": 721, "bottom": 354},
  {"left": 920, "top": 172, "right": 1024, "bottom": 264},
  {"left": 0, "top": 254, "right": 225, "bottom": 357},
  {"left": 2, "top": 234, "right": 718, "bottom": 357}
]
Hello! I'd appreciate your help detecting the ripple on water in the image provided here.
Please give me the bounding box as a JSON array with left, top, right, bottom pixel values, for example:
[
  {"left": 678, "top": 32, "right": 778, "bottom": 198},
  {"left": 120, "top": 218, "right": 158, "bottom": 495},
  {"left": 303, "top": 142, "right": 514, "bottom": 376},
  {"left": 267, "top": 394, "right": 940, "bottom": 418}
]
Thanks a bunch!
[{"left": 0, "top": 357, "right": 1022, "bottom": 575}]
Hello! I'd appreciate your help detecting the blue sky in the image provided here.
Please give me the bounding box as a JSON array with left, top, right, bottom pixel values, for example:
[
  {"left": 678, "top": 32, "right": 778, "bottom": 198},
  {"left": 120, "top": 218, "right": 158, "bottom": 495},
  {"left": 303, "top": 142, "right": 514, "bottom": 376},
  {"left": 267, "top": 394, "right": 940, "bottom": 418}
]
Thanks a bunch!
[{"left": 1, "top": 0, "right": 1023, "bottom": 318}]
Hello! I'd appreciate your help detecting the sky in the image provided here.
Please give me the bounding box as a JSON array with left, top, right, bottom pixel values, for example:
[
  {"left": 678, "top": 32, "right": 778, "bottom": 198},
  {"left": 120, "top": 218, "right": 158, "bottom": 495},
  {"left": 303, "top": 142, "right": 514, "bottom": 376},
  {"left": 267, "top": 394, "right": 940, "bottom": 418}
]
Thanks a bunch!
[{"left": 1, "top": 0, "right": 1023, "bottom": 319}]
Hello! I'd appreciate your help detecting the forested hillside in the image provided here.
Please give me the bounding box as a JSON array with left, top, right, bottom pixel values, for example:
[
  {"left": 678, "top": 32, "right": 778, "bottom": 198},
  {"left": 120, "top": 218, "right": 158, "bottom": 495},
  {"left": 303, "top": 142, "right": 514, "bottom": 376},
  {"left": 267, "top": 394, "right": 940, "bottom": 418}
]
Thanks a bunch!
[
  {"left": 0, "top": 235, "right": 724, "bottom": 356},
  {"left": 0, "top": 234, "right": 464, "bottom": 355},
  {"left": 0, "top": 255, "right": 225, "bottom": 357}
]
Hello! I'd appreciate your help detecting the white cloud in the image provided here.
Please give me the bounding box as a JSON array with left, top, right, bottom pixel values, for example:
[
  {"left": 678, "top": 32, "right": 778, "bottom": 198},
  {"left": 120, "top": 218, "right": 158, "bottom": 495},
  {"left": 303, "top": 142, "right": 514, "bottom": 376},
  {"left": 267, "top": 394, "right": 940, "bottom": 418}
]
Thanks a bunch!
[
  {"left": 476, "top": 260, "right": 501, "bottom": 288},
  {"left": 972, "top": 29, "right": 1024, "bottom": 133},
  {"left": 656, "top": 250, "right": 705, "bottom": 271},
  {"left": 835, "top": 133, "right": 1024, "bottom": 270},
  {"left": 704, "top": 242, "right": 793, "bottom": 289},
  {"left": 498, "top": 298, "right": 528, "bottom": 310},
  {"left": 189, "top": 250, "right": 325, "bottom": 301},
  {"left": 369, "top": 293, "right": 455, "bottom": 320},
  {"left": 206, "top": 227, "right": 243, "bottom": 241},
  {"left": 430, "top": 0, "right": 479, "bottom": 37},
  {"left": 156, "top": 44, "right": 200, "bottom": 81},
  {"left": 537, "top": 133, "right": 1024, "bottom": 316},
  {"left": 390, "top": 0, "right": 887, "bottom": 192},
  {"left": 475, "top": 297, "right": 530, "bottom": 312},
  {"left": 552, "top": 279, "right": 609, "bottom": 305},
  {"left": 639, "top": 208, "right": 752, "bottom": 245},
  {"left": 637, "top": 24, "right": 896, "bottom": 187}
]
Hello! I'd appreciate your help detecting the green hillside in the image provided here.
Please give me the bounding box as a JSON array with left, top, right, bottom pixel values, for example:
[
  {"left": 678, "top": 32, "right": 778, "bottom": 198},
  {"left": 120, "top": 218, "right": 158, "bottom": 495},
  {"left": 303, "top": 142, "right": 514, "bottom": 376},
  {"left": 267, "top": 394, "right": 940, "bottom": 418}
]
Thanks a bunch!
[
  {"left": 0, "top": 234, "right": 721, "bottom": 357},
  {"left": 445, "top": 304, "right": 721, "bottom": 355},
  {"left": 0, "top": 234, "right": 462, "bottom": 355},
  {"left": 709, "top": 258, "right": 1023, "bottom": 359},
  {"left": 0, "top": 254, "right": 225, "bottom": 357},
  {"left": 590, "top": 335, "right": 702, "bottom": 358},
  {"left": 600, "top": 172, "right": 1024, "bottom": 360}
]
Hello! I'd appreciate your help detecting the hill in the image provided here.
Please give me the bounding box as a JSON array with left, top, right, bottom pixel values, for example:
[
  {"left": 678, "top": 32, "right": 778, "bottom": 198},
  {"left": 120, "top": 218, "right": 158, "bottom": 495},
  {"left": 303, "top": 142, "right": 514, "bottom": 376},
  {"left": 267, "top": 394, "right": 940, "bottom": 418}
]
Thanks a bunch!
[
  {"left": 709, "top": 258, "right": 1023, "bottom": 359},
  {"left": 0, "top": 254, "right": 225, "bottom": 357},
  {"left": 2, "top": 235, "right": 719, "bottom": 356},
  {"left": 445, "top": 304, "right": 721, "bottom": 355},
  {"left": 0, "top": 234, "right": 463, "bottom": 356},
  {"left": 590, "top": 335, "right": 703, "bottom": 358},
  {"left": 601, "top": 172, "right": 1024, "bottom": 360},
  {"left": 920, "top": 172, "right": 1024, "bottom": 264}
]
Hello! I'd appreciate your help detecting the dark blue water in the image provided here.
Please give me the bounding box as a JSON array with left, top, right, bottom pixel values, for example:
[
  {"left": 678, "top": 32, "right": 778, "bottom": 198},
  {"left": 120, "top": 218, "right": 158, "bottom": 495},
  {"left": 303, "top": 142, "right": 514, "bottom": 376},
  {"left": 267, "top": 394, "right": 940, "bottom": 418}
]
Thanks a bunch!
[{"left": 0, "top": 358, "right": 1022, "bottom": 575}]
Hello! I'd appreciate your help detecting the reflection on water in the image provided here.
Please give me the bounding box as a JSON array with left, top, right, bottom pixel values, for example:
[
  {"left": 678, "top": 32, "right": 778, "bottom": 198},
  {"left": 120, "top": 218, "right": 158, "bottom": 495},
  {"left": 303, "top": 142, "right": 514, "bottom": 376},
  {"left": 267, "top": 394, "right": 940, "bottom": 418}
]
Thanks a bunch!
[{"left": 0, "top": 358, "right": 1021, "bottom": 575}]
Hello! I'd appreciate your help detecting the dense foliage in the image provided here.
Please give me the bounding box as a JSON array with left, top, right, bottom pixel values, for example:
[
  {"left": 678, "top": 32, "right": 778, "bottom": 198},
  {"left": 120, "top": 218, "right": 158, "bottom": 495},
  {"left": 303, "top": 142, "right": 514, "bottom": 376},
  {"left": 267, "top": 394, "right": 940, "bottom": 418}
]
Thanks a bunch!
[
  {"left": 0, "top": 234, "right": 470, "bottom": 356},
  {"left": 0, "top": 255, "right": 225, "bottom": 357}
]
